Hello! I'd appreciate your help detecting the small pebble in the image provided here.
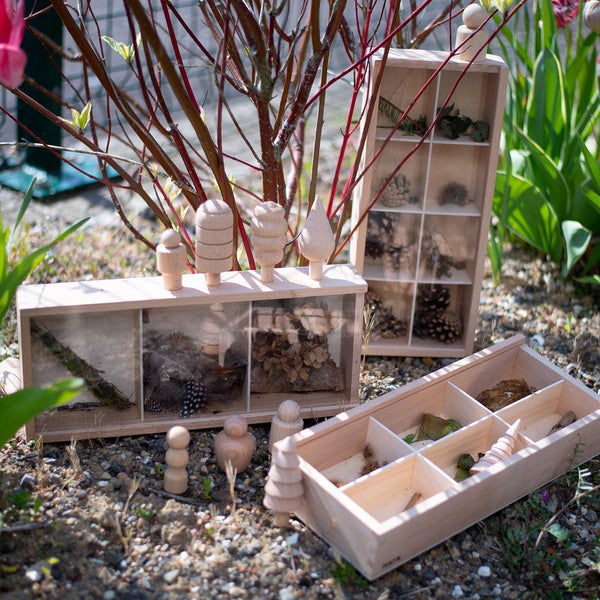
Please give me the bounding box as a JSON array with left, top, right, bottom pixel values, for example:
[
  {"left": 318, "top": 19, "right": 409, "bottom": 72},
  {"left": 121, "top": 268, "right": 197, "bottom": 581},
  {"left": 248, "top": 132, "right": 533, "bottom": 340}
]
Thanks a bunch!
[
  {"left": 19, "top": 474, "right": 36, "bottom": 490},
  {"left": 163, "top": 569, "right": 180, "bottom": 584},
  {"left": 477, "top": 565, "right": 491, "bottom": 577},
  {"left": 452, "top": 586, "right": 464, "bottom": 598}
]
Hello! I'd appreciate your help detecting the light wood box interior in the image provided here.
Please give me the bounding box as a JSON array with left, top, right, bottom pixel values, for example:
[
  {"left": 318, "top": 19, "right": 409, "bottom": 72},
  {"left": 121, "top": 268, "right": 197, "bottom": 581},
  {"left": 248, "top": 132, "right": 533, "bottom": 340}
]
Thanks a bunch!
[{"left": 286, "top": 335, "right": 600, "bottom": 580}]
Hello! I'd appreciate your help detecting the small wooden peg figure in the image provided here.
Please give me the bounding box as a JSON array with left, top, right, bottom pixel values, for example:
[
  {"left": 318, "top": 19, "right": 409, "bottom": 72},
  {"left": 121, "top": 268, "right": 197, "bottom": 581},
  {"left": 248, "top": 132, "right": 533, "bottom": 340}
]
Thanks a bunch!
[
  {"left": 297, "top": 198, "right": 335, "bottom": 280},
  {"left": 195, "top": 199, "right": 234, "bottom": 287},
  {"left": 163, "top": 425, "right": 190, "bottom": 495},
  {"left": 250, "top": 201, "right": 287, "bottom": 283},
  {"left": 269, "top": 399, "right": 304, "bottom": 453},
  {"left": 156, "top": 229, "right": 187, "bottom": 291},
  {"left": 264, "top": 436, "right": 303, "bottom": 527},
  {"left": 455, "top": 3, "right": 489, "bottom": 63},
  {"left": 214, "top": 415, "right": 255, "bottom": 473}
]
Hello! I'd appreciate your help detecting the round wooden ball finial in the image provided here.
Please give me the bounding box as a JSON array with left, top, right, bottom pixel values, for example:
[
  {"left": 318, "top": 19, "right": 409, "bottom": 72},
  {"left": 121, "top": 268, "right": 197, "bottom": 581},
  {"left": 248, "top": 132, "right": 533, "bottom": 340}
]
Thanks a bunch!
[
  {"left": 195, "top": 199, "right": 234, "bottom": 287},
  {"left": 269, "top": 399, "right": 304, "bottom": 452},
  {"left": 163, "top": 425, "right": 190, "bottom": 495},
  {"left": 214, "top": 415, "right": 255, "bottom": 473},
  {"left": 455, "top": 3, "right": 489, "bottom": 63},
  {"left": 157, "top": 229, "right": 187, "bottom": 291}
]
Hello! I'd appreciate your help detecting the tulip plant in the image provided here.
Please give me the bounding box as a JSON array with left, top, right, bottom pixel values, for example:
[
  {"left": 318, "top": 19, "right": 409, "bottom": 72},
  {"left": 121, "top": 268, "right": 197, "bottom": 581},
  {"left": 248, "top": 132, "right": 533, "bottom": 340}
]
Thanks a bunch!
[{"left": 1, "top": 0, "right": 524, "bottom": 271}]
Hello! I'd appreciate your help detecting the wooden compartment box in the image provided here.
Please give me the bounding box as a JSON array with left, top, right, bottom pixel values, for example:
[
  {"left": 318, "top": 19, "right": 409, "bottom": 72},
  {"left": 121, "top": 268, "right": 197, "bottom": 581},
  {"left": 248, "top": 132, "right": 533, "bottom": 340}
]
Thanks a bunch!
[
  {"left": 349, "top": 49, "right": 508, "bottom": 357},
  {"left": 285, "top": 335, "right": 600, "bottom": 580},
  {"left": 16, "top": 265, "right": 366, "bottom": 442}
]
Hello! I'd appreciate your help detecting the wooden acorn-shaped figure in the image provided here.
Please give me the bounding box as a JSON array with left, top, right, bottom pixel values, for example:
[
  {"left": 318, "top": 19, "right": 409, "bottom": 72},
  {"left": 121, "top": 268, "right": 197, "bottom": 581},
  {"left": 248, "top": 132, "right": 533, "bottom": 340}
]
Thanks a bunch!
[
  {"left": 297, "top": 198, "right": 335, "bottom": 280},
  {"left": 156, "top": 229, "right": 187, "bottom": 291},
  {"left": 250, "top": 201, "right": 287, "bottom": 283},
  {"left": 584, "top": 0, "right": 600, "bottom": 32},
  {"left": 214, "top": 415, "right": 255, "bottom": 473},
  {"left": 163, "top": 425, "right": 190, "bottom": 494},
  {"left": 455, "top": 3, "right": 489, "bottom": 63},
  {"left": 195, "top": 199, "right": 234, "bottom": 287},
  {"left": 264, "top": 436, "right": 304, "bottom": 527},
  {"left": 269, "top": 399, "right": 304, "bottom": 453},
  {"left": 470, "top": 419, "right": 521, "bottom": 475}
]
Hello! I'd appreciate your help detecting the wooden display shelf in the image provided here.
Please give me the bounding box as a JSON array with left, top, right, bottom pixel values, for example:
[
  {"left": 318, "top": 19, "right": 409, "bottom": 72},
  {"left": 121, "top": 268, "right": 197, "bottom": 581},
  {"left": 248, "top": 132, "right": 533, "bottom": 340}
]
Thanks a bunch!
[
  {"left": 280, "top": 335, "right": 600, "bottom": 580},
  {"left": 16, "top": 265, "right": 367, "bottom": 442},
  {"left": 350, "top": 48, "right": 508, "bottom": 357}
]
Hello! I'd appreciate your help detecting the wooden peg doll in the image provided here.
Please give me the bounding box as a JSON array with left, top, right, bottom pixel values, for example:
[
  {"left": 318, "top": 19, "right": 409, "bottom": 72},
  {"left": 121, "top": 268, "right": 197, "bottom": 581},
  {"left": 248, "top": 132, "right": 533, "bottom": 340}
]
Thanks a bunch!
[
  {"left": 214, "top": 415, "right": 255, "bottom": 473},
  {"left": 264, "top": 436, "right": 303, "bottom": 527},
  {"left": 156, "top": 229, "right": 187, "bottom": 291},
  {"left": 455, "top": 3, "right": 489, "bottom": 63},
  {"left": 297, "top": 198, "right": 335, "bottom": 280},
  {"left": 269, "top": 399, "right": 304, "bottom": 453},
  {"left": 163, "top": 425, "right": 190, "bottom": 494},
  {"left": 195, "top": 199, "right": 234, "bottom": 287},
  {"left": 250, "top": 201, "right": 287, "bottom": 283}
]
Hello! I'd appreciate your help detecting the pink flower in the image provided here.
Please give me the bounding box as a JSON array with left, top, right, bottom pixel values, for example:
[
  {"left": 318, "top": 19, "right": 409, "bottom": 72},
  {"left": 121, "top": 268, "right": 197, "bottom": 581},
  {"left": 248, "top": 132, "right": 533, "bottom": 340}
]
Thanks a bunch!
[
  {"left": 552, "top": 0, "right": 579, "bottom": 27},
  {"left": 0, "top": 0, "right": 26, "bottom": 88}
]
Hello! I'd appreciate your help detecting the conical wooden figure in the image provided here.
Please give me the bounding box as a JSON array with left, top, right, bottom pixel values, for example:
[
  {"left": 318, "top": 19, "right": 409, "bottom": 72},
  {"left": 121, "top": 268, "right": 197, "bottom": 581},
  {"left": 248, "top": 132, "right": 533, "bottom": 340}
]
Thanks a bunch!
[
  {"left": 470, "top": 419, "right": 521, "bottom": 475},
  {"left": 214, "top": 415, "right": 255, "bottom": 473},
  {"left": 157, "top": 229, "right": 186, "bottom": 291},
  {"left": 455, "top": 3, "right": 489, "bottom": 63},
  {"left": 195, "top": 199, "right": 234, "bottom": 287},
  {"left": 264, "top": 436, "right": 303, "bottom": 527},
  {"left": 163, "top": 425, "right": 190, "bottom": 494},
  {"left": 269, "top": 399, "right": 304, "bottom": 453},
  {"left": 297, "top": 199, "right": 335, "bottom": 280},
  {"left": 250, "top": 201, "right": 287, "bottom": 283}
]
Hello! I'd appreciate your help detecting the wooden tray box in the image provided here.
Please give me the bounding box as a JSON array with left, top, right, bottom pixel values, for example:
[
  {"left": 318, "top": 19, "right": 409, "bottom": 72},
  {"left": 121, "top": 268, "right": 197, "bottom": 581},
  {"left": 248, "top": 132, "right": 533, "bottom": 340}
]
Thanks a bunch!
[
  {"left": 16, "top": 265, "right": 366, "bottom": 442},
  {"left": 284, "top": 335, "right": 600, "bottom": 580}
]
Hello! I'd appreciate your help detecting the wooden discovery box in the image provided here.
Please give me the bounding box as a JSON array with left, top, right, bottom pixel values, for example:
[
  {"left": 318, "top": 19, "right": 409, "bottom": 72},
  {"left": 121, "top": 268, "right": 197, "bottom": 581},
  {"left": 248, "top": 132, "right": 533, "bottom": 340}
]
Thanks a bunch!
[
  {"left": 284, "top": 335, "right": 600, "bottom": 580},
  {"left": 16, "top": 265, "right": 366, "bottom": 442}
]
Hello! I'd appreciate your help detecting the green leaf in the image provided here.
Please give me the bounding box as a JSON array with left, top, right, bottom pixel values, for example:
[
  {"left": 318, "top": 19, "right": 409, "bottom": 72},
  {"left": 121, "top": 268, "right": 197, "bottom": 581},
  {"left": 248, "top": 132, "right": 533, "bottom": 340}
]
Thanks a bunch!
[
  {"left": 546, "top": 522, "right": 569, "bottom": 543},
  {"left": 494, "top": 171, "right": 562, "bottom": 261},
  {"left": 525, "top": 48, "right": 566, "bottom": 160},
  {"left": 102, "top": 35, "right": 139, "bottom": 63},
  {"left": 561, "top": 220, "right": 591, "bottom": 278},
  {"left": 0, "top": 379, "right": 83, "bottom": 447}
]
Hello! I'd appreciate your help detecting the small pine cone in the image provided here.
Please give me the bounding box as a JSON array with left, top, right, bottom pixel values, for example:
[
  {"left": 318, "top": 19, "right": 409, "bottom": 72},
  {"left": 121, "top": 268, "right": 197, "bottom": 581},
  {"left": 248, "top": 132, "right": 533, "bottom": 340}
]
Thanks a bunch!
[
  {"left": 378, "top": 314, "right": 407, "bottom": 338},
  {"left": 438, "top": 182, "right": 470, "bottom": 206},
  {"left": 428, "top": 311, "right": 463, "bottom": 343},
  {"left": 412, "top": 310, "right": 431, "bottom": 339},
  {"left": 365, "top": 238, "right": 386, "bottom": 259},
  {"left": 417, "top": 285, "right": 451, "bottom": 311}
]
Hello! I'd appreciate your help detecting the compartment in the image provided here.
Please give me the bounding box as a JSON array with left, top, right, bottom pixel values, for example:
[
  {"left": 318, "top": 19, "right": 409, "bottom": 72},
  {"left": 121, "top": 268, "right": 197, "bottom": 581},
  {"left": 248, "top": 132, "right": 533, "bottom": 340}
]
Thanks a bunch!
[
  {"left": 343, "top": 454, "right": 457, "bottom": 523},
  {"left": 425, "top": 144, "right": 487, "bottom": 215},
  {"left": 297, "top": 416, "right": 412, "bottom": 487},
  {"left": 437, "top": 69, "right": 501, "bottom": 137},
  {"left": 376, "top": 65, "right": 436, "bottom": 134},
  {"left": 450, "top": 346, "right": 563, "bottom": 410},
  {"left": 370, "top": 380, "right": 490, "bottom": 448},
  {"left": 370, "top": 142, "right": 429, "bottom": 211},
  {"left": 417, "top": 214, "right": 478, "bottom": 284},
  {"left": 364, "top": 212, "right": 420, "bottom": 281},
  {"left": 496, "top": 380, "right": 600, "bottom": 442},
  {"left": 420, "top": 415, "right": 531, "bottom": 482},
  {"left": 142, "top": 303, "right": 249, "bottom": 419},
  {"left": 365, "top": 281, "right": 413, "bottom": 346}
]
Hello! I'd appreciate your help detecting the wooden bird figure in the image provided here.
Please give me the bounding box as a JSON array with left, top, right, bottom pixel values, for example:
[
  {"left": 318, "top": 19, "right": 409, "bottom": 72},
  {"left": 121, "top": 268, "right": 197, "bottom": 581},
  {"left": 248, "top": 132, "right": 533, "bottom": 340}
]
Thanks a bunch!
[
  {"left": 250, "top": 201, "right": 287, "bottom": 283},
  {"left": 195, "top": 199, "right": 234, "bottom": 287}
]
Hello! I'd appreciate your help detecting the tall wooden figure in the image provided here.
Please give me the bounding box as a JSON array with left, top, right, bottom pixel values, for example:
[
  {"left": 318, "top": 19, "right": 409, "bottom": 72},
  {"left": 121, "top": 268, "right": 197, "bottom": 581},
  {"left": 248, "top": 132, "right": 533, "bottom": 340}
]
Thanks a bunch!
[
  {"left": 196, "top": 199, "right": 234, "bottom": 287},
  {"left": 251, "top": 201, "right": 287, "bottom": 283},
  {"left": 164, "top": 426, "right": 190, "bottom": 494}
]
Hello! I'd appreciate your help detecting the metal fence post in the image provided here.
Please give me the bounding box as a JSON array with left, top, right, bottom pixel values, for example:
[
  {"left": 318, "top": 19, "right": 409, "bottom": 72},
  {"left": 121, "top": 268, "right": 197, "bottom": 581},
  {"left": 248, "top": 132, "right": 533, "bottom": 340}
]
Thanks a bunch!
[{"left": 17, "top": 0, "right": 62, "bottom": 175}]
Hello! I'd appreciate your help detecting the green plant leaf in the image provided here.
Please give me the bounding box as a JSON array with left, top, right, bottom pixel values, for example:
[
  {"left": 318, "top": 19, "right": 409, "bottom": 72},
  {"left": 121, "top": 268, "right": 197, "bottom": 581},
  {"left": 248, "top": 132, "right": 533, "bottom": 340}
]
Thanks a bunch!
[
  {"left": 561, "top": 220, "right": 591, "bottom": 278},
  {"left": 0, "top": 379, "right": 83, "bottom": 447},
  {"left": 525, "top": 48, "right": 566, "bottom": 160},
  {"left": 494, "top": 171, "right": 562, "bottom": 261},
  {"left": 545, "top": 522, "right": 569, "bottom": 543}
]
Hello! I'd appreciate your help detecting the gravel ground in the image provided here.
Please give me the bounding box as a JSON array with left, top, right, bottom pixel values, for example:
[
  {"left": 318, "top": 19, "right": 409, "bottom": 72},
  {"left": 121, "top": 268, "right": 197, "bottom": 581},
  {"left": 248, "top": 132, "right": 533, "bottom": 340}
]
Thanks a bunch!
[{"left": 1, "top": 190, "right": 600, "bottom": 600}]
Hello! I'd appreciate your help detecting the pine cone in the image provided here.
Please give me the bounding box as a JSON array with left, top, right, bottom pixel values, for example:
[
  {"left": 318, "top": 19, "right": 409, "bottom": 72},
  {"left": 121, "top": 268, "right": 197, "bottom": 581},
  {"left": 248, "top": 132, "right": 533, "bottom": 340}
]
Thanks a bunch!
[
  {"left": 428, "top": 311, "right": 463, "bottom": 343},
  {"left": 417, "top": 285, "right": 451, "bottom": 311}
]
